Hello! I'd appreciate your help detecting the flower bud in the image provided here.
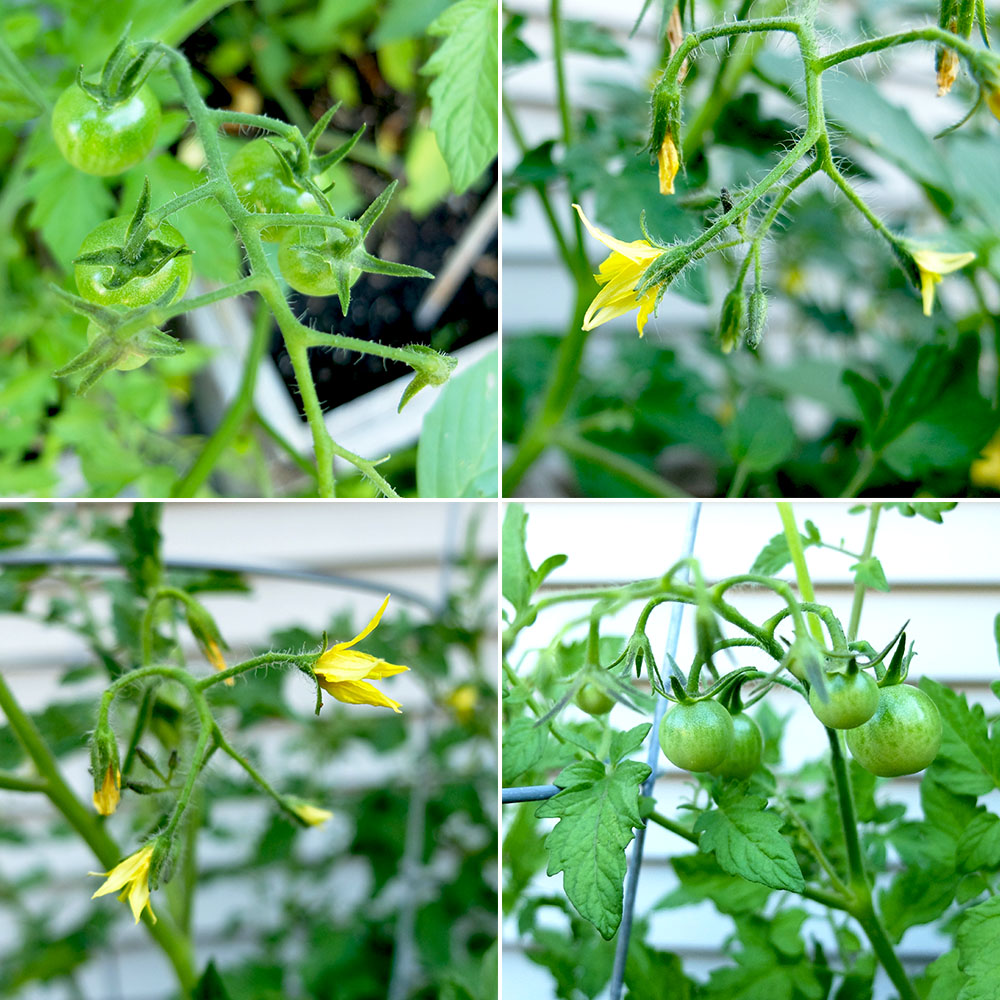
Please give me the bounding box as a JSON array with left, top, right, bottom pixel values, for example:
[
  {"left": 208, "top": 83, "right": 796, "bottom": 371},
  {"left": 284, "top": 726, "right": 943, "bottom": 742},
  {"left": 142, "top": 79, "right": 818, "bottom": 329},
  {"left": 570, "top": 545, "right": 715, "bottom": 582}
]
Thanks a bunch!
[
  {"left": 90, "top": 725, "right": 121, "bottom": 816},
  {"left": 746, "top": 290, "right": 768, "bottom": 350},
  {"left": 286, "top": 799, "right": 334, "bottom": 827},
  {"left": 719, "top": 290, "right": 745, "bottom": 353},
  {"left": 185, "top": 600, "right": 231, "bottom": 685}
]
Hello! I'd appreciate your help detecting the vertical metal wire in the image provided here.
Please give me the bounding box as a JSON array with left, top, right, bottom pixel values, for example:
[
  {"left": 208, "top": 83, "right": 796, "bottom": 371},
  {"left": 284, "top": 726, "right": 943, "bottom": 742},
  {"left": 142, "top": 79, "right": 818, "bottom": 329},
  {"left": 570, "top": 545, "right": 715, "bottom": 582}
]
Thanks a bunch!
[{"left": 607, "top": 501, "right": 702, "bottom": 1000}]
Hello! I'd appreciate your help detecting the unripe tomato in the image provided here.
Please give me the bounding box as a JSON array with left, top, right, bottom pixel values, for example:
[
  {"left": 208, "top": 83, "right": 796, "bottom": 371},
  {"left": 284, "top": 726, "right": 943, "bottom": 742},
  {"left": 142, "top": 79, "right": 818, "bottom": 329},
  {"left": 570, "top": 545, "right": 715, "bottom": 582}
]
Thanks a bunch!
[
  {"left": 86, "top": 321, "right": 149, "bottom": 371},
  {"left": 846, "top": 685, "right": 942, "bottom": 777},
  {"left": 277, "top": 228, "right": 360, "bottom": 299},
  {"left": 709, "top": 712, "right": 763, "bottom": 779},
  {"left": 227, "top": 139, "right": 320, "bottom": 242},
  {"left": 809, "top": 670, "right": 879, "bottom": 730},
  {"left": 52, "top": 84, "right": 160, "bottom": 177},
  {"left": 74, "top": 217, "right": 192, "bottom": 308},
  {"left": 659, "top": 700, "right": 734, "bottom": 772},
  {"left": 575, "top": 683, "right": 615, "bottom": 716}
]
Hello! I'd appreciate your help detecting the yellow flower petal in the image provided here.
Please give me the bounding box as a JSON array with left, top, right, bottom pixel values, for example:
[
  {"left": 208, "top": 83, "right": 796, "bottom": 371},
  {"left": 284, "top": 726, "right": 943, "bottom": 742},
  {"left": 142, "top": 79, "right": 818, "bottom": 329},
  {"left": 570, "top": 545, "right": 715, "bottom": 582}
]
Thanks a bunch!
[
  {"left": 657, "top": 134, "right": 680, "bottom": 195},
  {"left": 314, "top": 647, "right": 408, "bottom": 681},
  {"left": 572, "top": 204, "right": 660, "bottom": 264},
  {"left": 93, "top": 765, "right": 120, "bottom": 816},
  {"left": 910, "top": 248, "right": 976, "bottom": 315},
  {"left": 318, "top": 678, "right": 403, "bottom": 714},
  {"left": 90, "top": 844, "right": 156, "bottom": 924},
  {"left": 290, "top": 802, "right": 333, "bottom": 826},
  {"left": 329, "top": 595, "right": 390, "bottom": 652}
]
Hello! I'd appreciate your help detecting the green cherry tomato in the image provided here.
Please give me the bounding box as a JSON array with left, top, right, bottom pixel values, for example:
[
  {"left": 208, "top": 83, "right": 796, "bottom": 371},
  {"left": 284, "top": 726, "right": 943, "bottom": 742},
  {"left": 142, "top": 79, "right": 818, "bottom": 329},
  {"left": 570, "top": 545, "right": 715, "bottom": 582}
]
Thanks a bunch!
[
  {"left": 709, "top": 712, "right": 763, "bottom": 779},
  {"left": 659, "top": 700, "right": 734, "bottom": 773},
  {"left": 52, "top": 84, "right": 161, "bottom": 177},
  {"left": 809, "top": 670, "right": 879, "bottom": 730},
  {"left": 278, "top": 228, "right": 361, "bottom": 299},
  {"left": 227, "top": 139, "right": 320, "bottom": 242},
  {"left": 575, "top": 683, "right": 615, "bottom": 716},
  {"left": 74, "top": 217, "right": 192, "bottom": 308},
  {"left": 846, "top": 685, "right": 943, "bottom": 777},
  {"left": 86, "top": 322, "right": 149, "bottom": 371}
]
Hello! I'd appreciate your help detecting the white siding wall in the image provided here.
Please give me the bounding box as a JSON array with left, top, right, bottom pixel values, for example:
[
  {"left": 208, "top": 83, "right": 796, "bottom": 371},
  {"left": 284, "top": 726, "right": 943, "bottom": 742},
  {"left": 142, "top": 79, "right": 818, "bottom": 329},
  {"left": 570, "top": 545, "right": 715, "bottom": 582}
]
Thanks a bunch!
[
  {"left": 0, "top": 500, "right": 498, "bottom": 1000},
  {"left": 502, "top": 500, "right": 1000, "bottom": 998}
]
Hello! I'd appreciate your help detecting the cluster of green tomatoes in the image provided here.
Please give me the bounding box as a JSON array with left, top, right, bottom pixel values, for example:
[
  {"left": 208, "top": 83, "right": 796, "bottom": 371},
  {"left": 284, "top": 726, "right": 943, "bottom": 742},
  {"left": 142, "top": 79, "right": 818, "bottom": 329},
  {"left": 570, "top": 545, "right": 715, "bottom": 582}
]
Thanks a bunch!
[
  {"left": 50, "top": 68, "right": 382, "bottom": 363},
  {"left": 577, "top": 652, "right": 943, "bottom": 781}
]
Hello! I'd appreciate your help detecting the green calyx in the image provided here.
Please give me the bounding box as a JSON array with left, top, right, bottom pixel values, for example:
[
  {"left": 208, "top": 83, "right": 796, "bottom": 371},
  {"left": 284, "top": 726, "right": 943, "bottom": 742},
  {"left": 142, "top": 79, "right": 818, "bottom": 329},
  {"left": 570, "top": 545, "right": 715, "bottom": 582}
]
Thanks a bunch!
[
  {"left": 280, "top": 180, "right": 432, "bottom": 313},
  {"left": 76, "top": 34, "right": 162, "bottom": 108}
]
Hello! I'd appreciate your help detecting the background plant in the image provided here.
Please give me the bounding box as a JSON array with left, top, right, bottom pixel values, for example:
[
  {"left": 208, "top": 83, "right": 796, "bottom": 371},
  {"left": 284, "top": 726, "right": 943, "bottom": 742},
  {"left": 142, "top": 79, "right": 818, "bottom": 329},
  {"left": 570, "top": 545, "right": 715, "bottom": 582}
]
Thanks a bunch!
[
  {"left": 0, "top": 0, "right": 498, "bottom": 498},
  {"left": 502, "top": 0, "right": 1000, "bottom": 498},
  {"left": 502, "top": 500, "right": 1000, "bottom": 998},
  {"left": 0, "top": 502, "right": 497, "bottom": 999}
]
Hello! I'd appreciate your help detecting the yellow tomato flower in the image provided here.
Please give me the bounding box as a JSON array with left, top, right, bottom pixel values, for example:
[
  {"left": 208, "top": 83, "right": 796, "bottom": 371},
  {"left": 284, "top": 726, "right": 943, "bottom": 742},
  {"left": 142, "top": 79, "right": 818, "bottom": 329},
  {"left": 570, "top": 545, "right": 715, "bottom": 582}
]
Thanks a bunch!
[
  {"left": 971, "top": 431, "right": 1000, "bottom": 489},
  {"left": 573, "top": 204, "right": 661, "bottom": 337},
  {"left": 445, "top": 683, "right": 479, "bottom": 724},
  {"left": 92, "top": 765, "right": 121, "bottom": 816},
  {"left": 314, "top": 595, "right": 409, "bottom": 713},
  {"left": 90, "top": 844, "right": 156, "bottom": 924},
  {"left": 909, "top": 247, "right": 976, "bottom": 316},
  {"left": 289, "top": 801, "right": 334, "bottom": 826},
  {"left": 658, "top": 133, "right": 680, "bottom": 195}
]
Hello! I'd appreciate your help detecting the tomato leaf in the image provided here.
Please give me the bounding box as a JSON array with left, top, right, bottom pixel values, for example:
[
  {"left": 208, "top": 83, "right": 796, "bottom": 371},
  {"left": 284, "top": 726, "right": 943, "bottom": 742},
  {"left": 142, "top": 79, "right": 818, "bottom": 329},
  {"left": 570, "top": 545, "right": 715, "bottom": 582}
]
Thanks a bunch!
[
  {"left": 849, "top": 556, "right": 890, "bottom": 593},
  {"left": 536, "top": 756, "right": 651, "bottom": 939},
  {"left": 423, "top": 0, "right": 498, "bottom": 193},
  {"left": 956, "top": 896, "right": 1000, "bottom": 1000},
  {"left": 502, "top": 717, "right": 547, "bottom": 786},
  {"left": 749, "top": 531, "right": 818, "bottom": 576},
  {"left": 920, "top": 677, "right": 998, "bottom": 796},
  {"left": 694, "top": 791, "right": 804, "bottom": 893}
]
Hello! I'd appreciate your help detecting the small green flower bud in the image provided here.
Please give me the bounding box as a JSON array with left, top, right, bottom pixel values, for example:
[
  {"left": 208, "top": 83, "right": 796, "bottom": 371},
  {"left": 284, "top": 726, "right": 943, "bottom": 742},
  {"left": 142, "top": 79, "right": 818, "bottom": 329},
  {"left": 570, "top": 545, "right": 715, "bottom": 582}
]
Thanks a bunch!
[
  {"left": 746, "top": 290, "right": 768, "bottom": 350},
  {"left": 149, "top": 835, "right": 178, "bottom": 890},
  {"left": 719, "top": 289, "right": 745, "bottom": 353}
]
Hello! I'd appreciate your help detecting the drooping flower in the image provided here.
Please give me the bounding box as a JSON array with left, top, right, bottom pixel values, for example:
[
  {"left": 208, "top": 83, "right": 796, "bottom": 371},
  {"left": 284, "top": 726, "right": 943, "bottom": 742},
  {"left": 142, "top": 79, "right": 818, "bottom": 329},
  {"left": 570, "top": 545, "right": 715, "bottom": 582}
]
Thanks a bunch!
[
  {"left": 657, "top": 133, "right": 680, "bottom": 195},
  {"left": 313, "top": 595, "right": 409, "bottom": 713},
  {"left": 445, "top": 683, "right": 479, "bottom": 724},
  {"left": 90, "top": 844, "right": 156, "bottom": 924},
  {"left": 572, "top": 204, "right": 662, "bottom": 337},
  {"left": 971, "top": 431, "right": 1000, "bottom": 489},
  {"left": 289, "top": 800, "right": 334, "bottom": 826},
  {"left": 92, "top": 764, "right": 121, "bottom": 816},
  {"left": 909, "top": 247, "right": 976, "bottom": 316}
]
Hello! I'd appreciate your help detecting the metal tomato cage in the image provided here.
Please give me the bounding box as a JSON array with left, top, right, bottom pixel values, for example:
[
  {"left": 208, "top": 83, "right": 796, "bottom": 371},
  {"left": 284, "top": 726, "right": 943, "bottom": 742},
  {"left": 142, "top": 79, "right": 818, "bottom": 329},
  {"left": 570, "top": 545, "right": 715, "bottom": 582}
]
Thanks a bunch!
[
  {"left": 0, "top": 502, "right": 467, "bottom": 1000},
  {"left": 502, "top": 502, "right": 703, "bottom": 1000}
]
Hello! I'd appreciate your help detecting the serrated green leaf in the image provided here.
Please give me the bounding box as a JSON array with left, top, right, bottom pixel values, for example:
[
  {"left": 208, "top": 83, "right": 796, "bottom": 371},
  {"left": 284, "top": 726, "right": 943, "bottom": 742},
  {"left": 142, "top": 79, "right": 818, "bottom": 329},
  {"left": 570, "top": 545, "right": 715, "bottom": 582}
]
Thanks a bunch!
[
  {"left": 957, "top": 896, "right": 1000, "bottom": 1000},
  {"left": 749, "top": 531, "right": 816, "bottom": 575},
  {"left": 849, "top": 556, "right": 890, "bottom": 593},
  {"left": 423, "top": 0, "right": 498, "bottom": 193},
  {"left": 658, "top": 852, "right": 772, "bottom": 915},
  {"left": 956, "top": 813, "right": 1000, "bottom": 872},
  {"left": 920, "top": 677, "right": 998, "bottom": 796},
  {"left": 879, "top": 867, "right": 957, "bottom": 942},
  {"left": 609, "top": 723, "right": 651, "bottom": 764},
  {"left": 694, "top": 792, "right": 803, "bottom": 893},
  {"left": 562, "top": 19, "right": 627, "bottom": 58},
  {"left": 537, "top": 756, "right": 651, "bottom": 938},
  {"left": 502, "top": 717, "right": 547, "bottom": 785},
  {"left": 416, "top": 350, "right": 497, "bottom": 497},
  {"left": 922, "top": 951, "right": 968, "bottom": 1000}
]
